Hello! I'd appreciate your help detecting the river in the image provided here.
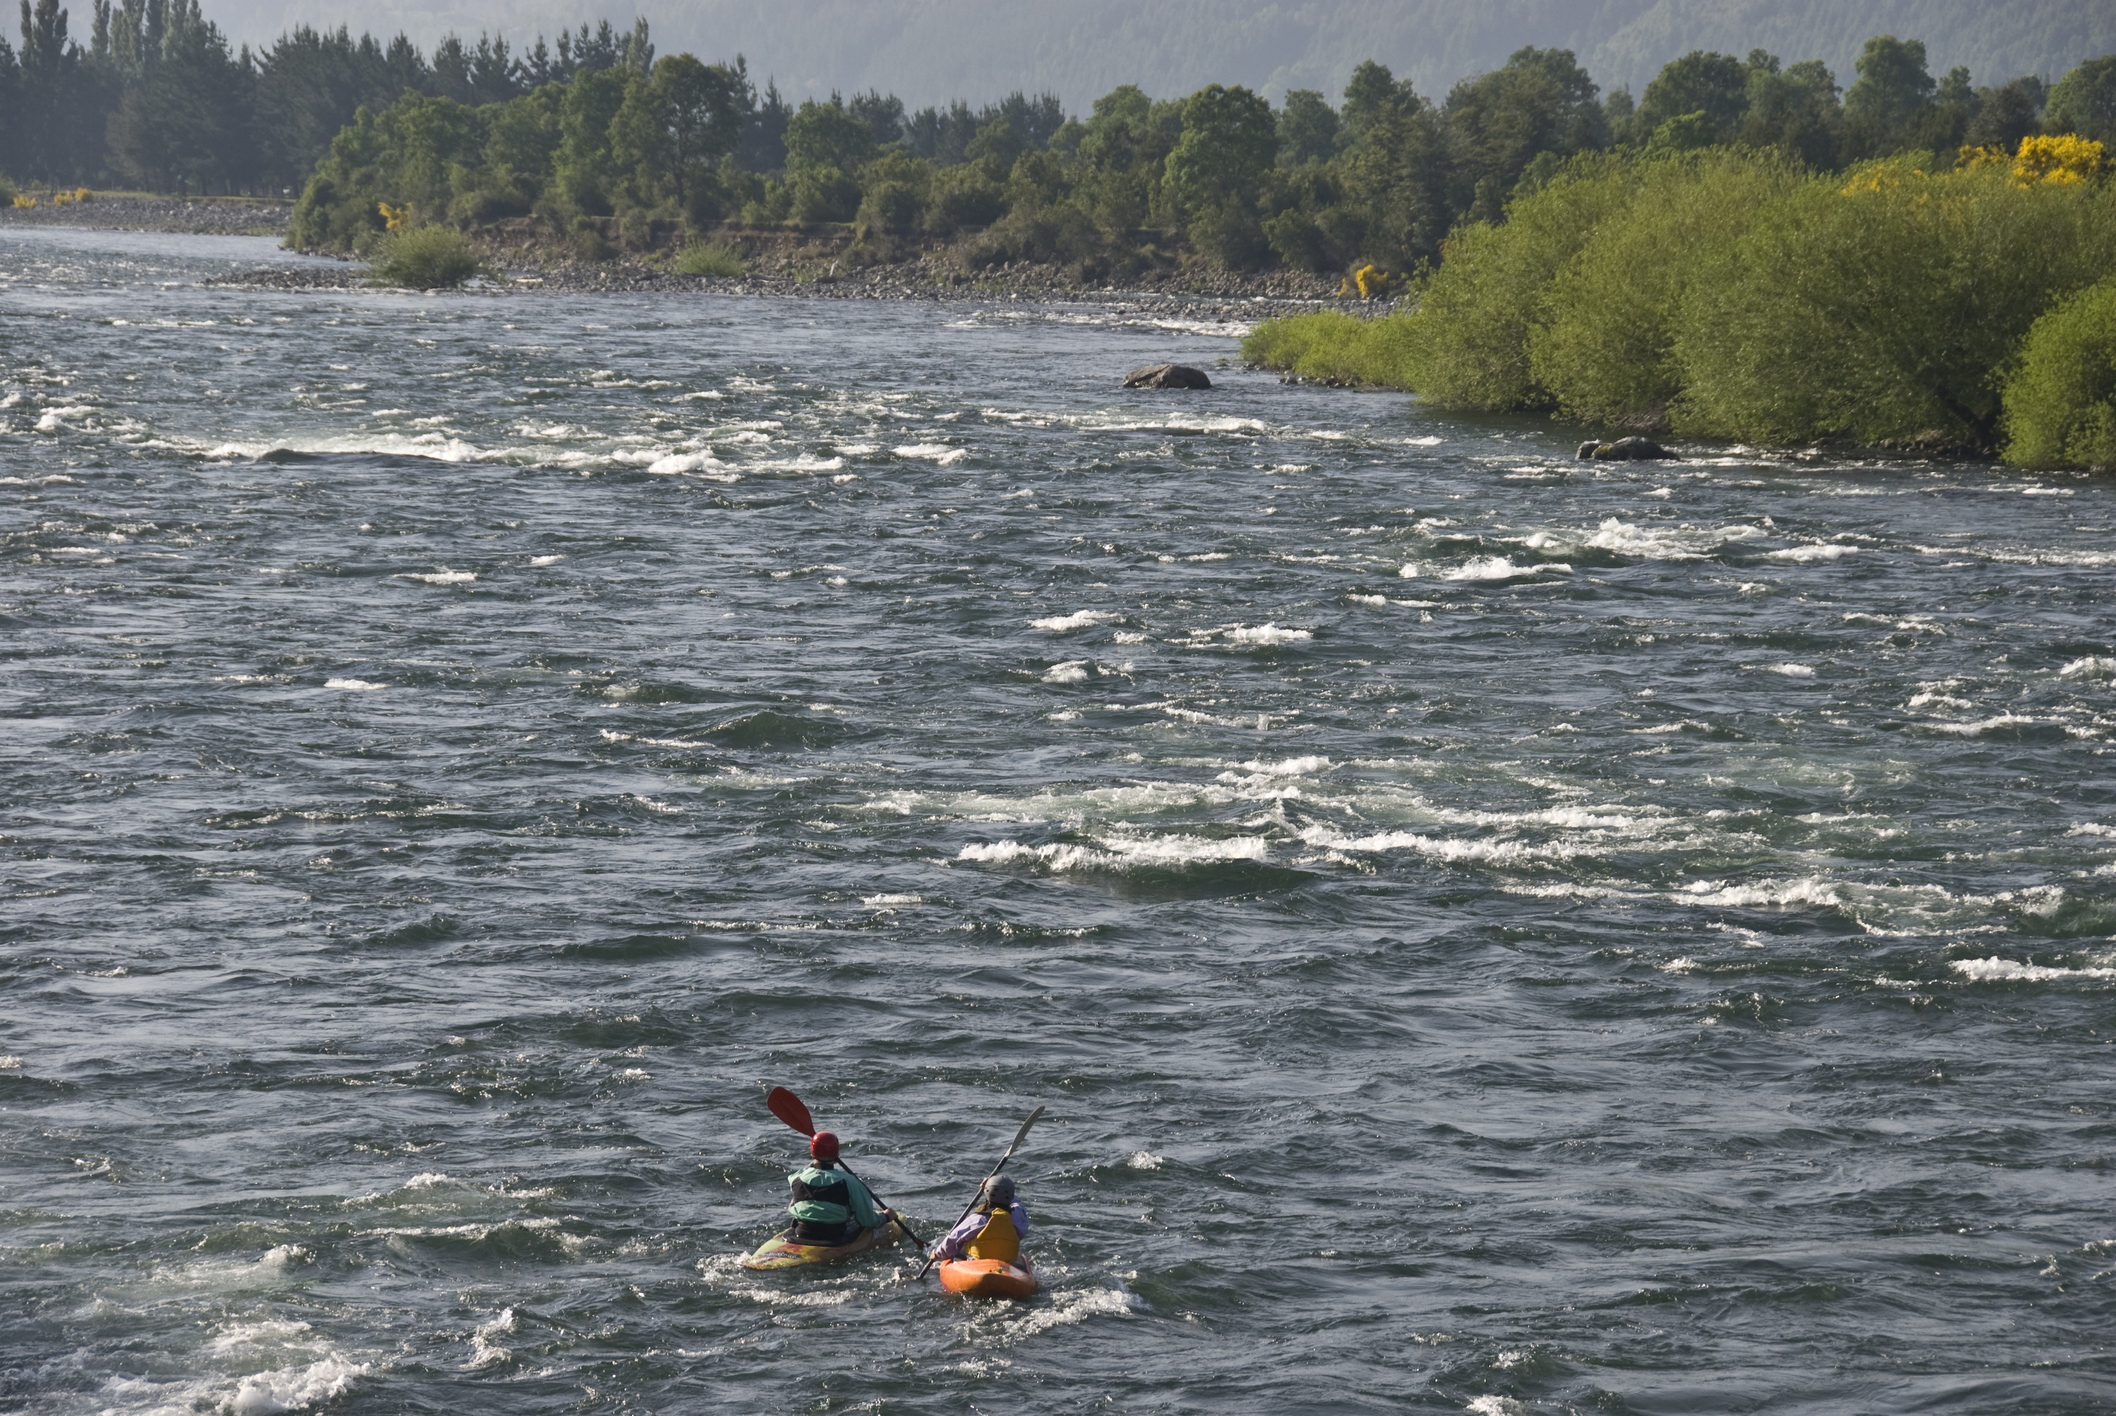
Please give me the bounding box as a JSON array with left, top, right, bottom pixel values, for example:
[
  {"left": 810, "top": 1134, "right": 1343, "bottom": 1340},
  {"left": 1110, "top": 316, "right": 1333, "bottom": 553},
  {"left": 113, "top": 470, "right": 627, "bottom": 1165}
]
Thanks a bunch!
[{"left": 2, "top": 225, "right": 2111, "bottom": 1415}]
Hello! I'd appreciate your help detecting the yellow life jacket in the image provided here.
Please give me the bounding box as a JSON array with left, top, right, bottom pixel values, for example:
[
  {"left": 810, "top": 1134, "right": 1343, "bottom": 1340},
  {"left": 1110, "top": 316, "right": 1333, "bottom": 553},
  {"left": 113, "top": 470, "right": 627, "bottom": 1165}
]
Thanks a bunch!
[{"left": 962, "top": 1208, "right": 1019, "bottom": 1264}]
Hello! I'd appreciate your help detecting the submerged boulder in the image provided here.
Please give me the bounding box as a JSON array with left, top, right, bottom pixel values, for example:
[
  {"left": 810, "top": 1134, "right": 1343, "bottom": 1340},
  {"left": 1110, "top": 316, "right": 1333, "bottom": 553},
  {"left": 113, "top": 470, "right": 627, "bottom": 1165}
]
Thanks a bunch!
[
  {"left": 1124, "top": 363, "right": 1212, "bottom": 390},
  {"left": 1577, "top": 436, "right": 1676, "bottom": 461}
]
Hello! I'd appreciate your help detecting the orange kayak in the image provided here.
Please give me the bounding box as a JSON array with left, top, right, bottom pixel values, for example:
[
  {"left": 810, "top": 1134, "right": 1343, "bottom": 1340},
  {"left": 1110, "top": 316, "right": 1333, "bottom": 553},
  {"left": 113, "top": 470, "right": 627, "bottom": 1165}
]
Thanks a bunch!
[{"left": 937, "top": 1254, "right": 1039, "bottom": 1300}]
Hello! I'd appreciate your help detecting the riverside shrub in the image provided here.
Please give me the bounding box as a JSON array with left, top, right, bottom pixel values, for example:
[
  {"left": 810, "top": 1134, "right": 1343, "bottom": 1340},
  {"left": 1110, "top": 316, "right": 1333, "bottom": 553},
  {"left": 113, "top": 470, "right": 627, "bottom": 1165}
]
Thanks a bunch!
[
  {"left": 673, "top": 239, "right": 745, "bottom": 275},
  {"left": 2001, "top": 276, "right": 2116, "bottom": 469},
  {"left": 1241, "top": 310, "right": 1418, "bottom": 387},
  {"left": 369, "top": 226, "right": 486, "bottom": 287},
  {"left": 1673, "top": 157, "right": 2116, "bottom": 448},
  {"left": 1529, "top": 149, "right": 1803, "bottom": 427},
  {"left": 1392, "top": 153, "right": 1638, "bottom": 410}
]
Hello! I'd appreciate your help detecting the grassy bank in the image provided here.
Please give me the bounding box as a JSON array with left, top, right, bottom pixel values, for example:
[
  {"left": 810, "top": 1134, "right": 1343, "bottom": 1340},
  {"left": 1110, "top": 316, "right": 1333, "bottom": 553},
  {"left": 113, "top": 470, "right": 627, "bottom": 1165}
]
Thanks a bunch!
[{"left": 1244, "top": 136, "right": 2116, "bottom": 468}]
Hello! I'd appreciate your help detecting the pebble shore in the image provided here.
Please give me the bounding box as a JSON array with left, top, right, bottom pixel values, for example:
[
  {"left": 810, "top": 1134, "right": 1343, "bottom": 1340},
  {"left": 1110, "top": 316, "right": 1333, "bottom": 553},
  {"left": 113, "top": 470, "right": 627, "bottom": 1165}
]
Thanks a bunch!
[
  {"left": 10, "top": 195, "right": 1364, "bottom": 316},
  {"left": 1, "top": 194, "right": 294, "bottom": 234}
]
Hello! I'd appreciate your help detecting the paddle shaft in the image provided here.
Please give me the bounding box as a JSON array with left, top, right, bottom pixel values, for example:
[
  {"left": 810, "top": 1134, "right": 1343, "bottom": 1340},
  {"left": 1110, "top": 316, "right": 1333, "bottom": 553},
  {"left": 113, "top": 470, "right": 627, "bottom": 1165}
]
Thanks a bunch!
[{"left": 913, "top": 1106, "right": 1044, "bottom": 1281}]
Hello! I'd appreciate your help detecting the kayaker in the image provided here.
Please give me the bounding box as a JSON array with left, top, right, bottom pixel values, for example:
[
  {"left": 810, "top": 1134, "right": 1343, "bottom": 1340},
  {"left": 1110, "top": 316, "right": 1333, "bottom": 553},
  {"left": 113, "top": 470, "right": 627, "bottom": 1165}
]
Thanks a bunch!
[
  {"left": 786, "top": 1131, "right": 884, "bottom": 1245},
  {"left": 933, "top": 1174, "right": 1030, "bottom": 1263}
]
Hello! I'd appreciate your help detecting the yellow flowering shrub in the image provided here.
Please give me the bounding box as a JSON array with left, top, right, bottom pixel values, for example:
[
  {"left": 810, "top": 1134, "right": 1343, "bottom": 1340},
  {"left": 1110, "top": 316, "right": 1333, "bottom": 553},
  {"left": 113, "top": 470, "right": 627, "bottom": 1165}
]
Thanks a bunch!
[
  {"left": 1337, "top": 264, "right": 1397, "bottom": 300},
  {"left": 378, "top": 201, "right": 410, "bottom": 231},
  {"left": 1959, "top": 135, "right": 2104, "bottom": 186},
  {"left": 2011, "top": 134, "right": 2106, "bottom": 186},
  {"left": 13, "top": 194, "right": 37, "bottom": 208}
]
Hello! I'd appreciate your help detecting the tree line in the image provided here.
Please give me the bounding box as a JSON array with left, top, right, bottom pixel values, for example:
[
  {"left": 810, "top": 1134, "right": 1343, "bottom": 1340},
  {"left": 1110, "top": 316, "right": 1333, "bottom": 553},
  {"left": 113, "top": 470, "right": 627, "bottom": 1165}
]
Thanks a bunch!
[
  {"left": 282, "top": 26, "right": 2116, "bottom": 285},
  {"left": 0, "top": 0, "right": 676, "bottom": 191},
  {"left": 5, "top": 0, "right": 2115, "bottom": 290},
  {"left": 0, "top": 3, "right": 1053, "bottom": 196}
]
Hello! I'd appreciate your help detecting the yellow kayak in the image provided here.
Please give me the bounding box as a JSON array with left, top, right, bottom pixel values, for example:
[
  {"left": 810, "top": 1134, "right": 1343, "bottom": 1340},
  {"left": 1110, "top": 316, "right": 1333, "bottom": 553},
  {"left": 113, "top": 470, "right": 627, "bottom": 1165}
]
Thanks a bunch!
[{"left": 739, "top": 1210, "right": 912, "bottom": 1271}]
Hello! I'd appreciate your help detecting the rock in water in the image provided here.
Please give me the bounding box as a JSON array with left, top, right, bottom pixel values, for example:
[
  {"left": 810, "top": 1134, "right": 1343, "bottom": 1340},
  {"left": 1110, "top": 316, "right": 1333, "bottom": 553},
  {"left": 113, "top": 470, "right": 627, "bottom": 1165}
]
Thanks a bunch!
[
  {"left": 1577, "top": 436, "right": 1675, "bottom": 461},
  {"left": 1124, "top": 363, "right": 1212, "bottom": 389}
]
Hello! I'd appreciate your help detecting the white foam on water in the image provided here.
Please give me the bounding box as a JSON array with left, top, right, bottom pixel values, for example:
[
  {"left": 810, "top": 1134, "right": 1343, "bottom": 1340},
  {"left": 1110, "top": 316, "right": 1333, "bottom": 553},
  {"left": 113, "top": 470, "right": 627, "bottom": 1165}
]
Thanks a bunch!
[
  {"left": 398, "top": 570, "right": 476, "bottom": 585},
  {"left": 735, "top": 1284, "right": 853, "bottom": 1308},
  {"left": 530, "top": 554, "right": 565, "bottom": 566},
  {"left": 1577, "top": 517, "right": 1762, "bottom": 559},
  {"left": 1113, "top": 630, "right": 1148, "bottom": 644},
  {"left": 1031, "top": 610, "right": 1119, "bottom": 631},
  {"left": 205, "top": 1319, "right": 315, "bottom": 1354},
  {"left": 1926, "top": 714, "right": 2041, "bottom": 737},
  {"left": 1224, "top": 623, "right": 1311, "bottom": 644},
  {"left": 1466, "top": 1398, "right": 1522, "bottom": 1416},
  {"left": 994, "top": 1284, "right": 1139, "bottom": 1340},
  {"left": 2060, "top": 657, "right": 2116, "bottom": 678},
  {"left": 613, "top": 1068, "right": 650, "bottom": 1083},
  {"left": 1769, "top": 664, "right": 1817, "bottom": 677},
  {"left": 1296, "top": 826, "right": 1583, "bottom": 864},
  {"left": 894, "top": 442, "right": 967, "bottom": 464},
  {"left": 1405, "top": 435, "right": 1444, "bottom": 446},
  {"left": 469, "top": 1307, "right": 517, "bottom": 1368},
  {"left": 1220, "top": 755, "right": 1331, "bottom": 778},
  {"left": 1127, "top": 1151, "right": 1164, "bottom": 1169},
  {"left": 957, "top": 833, "right": 1271, "bottom": 872},
  {"left": 1765, "top": 542, "right": 1857, "bottom": 562},
  {"left": 645, "top": 452, "right": 727, "bottom": 475},
  {"left": 0, "top": 1055, "right": 20, "bottom": 1069},
  {"left": 1042, "top": 660, "right": 1093, "bottom": 683},
  {"left": 228, "top": 1357, "right": 370, "bottom": 1415},
  {"left": 1950, "top": 957, "right": 2116, "bottom": 983},
  {"left": 862, "top": 893, "right": 922, "bottom": 907},
  {"left": 1433, "top": 556, "right": 1571, "bottom": 582},
  {"left": 1679, "top": 877, "right": 1845, "bottom": 909},
  {"left": 258, "top": 1244, "right": 312, "bottom": 1270},
  {"left": 323, "top": 678, "right": 387, "bottom": 692},
  {"left": 1348, "top": 593, "right": 1388, "bottom": 606}
]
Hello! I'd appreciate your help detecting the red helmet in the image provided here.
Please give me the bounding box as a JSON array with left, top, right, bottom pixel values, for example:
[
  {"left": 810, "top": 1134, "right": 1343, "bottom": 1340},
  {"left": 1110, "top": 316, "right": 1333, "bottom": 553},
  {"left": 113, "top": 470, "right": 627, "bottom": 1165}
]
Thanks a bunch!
[{"left": 809, "top": 1131, "right": 840, "bottom": 1161}]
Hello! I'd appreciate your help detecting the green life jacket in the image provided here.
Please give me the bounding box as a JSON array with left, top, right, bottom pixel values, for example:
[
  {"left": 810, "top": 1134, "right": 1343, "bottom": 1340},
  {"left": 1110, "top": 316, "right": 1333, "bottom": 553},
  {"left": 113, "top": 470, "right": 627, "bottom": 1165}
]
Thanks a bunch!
[{"left": 787, "top": 1163, "right": 852, "bottom": 1227}]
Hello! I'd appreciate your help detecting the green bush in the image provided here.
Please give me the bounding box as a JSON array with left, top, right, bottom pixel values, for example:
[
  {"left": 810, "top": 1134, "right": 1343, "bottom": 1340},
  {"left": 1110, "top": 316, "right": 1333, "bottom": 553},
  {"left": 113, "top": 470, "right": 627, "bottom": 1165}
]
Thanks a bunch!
[
  {"left": 1395, "top": 152, "right": 1638, "bottom": 411},
  {"left": 368, "top": 225, "right": 487, "bottom": 288},
  {"left": 673, "top": 239, "right": 746, "bottom": 276},
  {"left": 1243, "top": 310, "right": 1420, "bottom": 388},
  {"left": 2002, "top": 275, "right": 2116, "bottom": 469},
  {"left": 1673, "top": 160, "right": 2116, "bottom": 448},
  {"left": 1530, "top": 148, "right": 1802, "bottom": 427}
]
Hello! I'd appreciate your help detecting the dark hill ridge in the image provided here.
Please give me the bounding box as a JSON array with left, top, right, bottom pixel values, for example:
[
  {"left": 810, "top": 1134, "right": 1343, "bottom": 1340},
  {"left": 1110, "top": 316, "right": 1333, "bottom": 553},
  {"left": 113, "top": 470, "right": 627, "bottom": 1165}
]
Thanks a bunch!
[{"left": 201, "top": 0, "right": 2116, "bottom": 107}]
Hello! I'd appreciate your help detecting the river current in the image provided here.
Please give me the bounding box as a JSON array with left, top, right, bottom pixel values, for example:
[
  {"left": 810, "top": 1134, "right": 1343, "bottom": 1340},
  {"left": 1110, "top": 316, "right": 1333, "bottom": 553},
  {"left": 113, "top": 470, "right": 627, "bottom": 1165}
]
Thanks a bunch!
[{"left": 2, "top": 226, "right": 2112, "bottom": 1415}]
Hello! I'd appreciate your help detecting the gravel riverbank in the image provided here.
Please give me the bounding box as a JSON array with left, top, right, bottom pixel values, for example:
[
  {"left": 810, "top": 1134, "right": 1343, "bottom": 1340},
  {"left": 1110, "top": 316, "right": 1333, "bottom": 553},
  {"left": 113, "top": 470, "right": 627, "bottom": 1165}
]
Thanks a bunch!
[
  {"left": 203, "top": 251, "right": 1357, "bottom": 318},
  {"left": 0, "top": 195, "right": 292, "bottom": 234},
  {"left": 6, "top": 199, "right": 1358, "bottom": 313}
]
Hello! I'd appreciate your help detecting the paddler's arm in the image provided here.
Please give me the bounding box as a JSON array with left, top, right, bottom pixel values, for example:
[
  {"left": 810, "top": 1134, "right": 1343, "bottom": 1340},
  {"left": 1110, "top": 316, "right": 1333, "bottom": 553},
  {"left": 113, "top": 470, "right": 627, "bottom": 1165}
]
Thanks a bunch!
[
  {"left": 1007, "top": 1199, "right": 1029, "bottom": 1238},
  {"left": 845, "top": 1173, "right": 883, "bottom": 1230},
  {"left": 934, "top": 1210, "right": 982, "bottom": 1259}
]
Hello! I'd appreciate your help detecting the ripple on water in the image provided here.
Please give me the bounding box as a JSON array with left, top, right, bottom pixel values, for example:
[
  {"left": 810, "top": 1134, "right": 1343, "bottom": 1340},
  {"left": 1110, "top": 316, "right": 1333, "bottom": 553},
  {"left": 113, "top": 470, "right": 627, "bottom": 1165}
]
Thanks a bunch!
[{"left": 2, "top": 228, "right": 2111, "bottom": 1416}]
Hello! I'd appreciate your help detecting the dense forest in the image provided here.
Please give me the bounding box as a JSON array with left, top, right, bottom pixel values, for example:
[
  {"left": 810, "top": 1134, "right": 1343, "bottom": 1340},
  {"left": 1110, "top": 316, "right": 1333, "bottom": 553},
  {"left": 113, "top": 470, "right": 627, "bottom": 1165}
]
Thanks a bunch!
[
  {"left": 6, "top": 2, "right": 2115, "bottom": 286},
  {"left": 279, "top": 30, "right": 2116, "bottom": 283}
]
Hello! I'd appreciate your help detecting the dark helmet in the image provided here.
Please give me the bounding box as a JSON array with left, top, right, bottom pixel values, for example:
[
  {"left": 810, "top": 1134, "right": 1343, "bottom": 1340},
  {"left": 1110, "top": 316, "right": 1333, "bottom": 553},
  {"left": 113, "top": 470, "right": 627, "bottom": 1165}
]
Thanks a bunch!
[
  {"left": 810, "top": 1131, "right": 840, "bottom": 1161},
  {"left": 979, "top": 1174, "right": 1015, "bottom": 1208}
]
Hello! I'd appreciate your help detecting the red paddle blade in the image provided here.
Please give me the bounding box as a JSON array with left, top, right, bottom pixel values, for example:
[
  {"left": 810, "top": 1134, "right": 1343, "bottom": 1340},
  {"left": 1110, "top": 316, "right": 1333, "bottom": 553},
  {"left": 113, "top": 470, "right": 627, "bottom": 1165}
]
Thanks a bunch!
[{"left": 766, "top": 1087, "right": 815, "bottom": 1136}]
